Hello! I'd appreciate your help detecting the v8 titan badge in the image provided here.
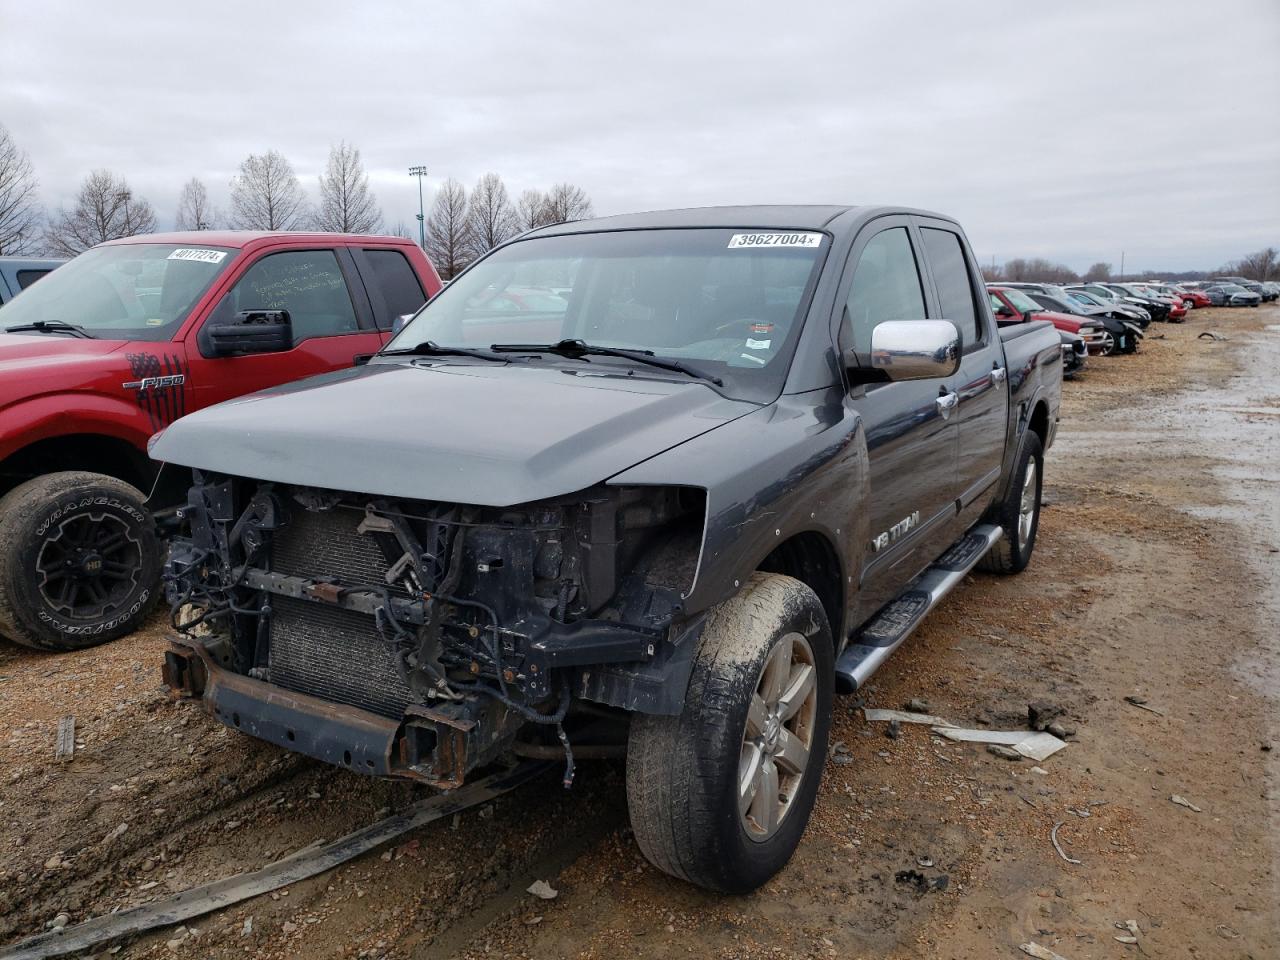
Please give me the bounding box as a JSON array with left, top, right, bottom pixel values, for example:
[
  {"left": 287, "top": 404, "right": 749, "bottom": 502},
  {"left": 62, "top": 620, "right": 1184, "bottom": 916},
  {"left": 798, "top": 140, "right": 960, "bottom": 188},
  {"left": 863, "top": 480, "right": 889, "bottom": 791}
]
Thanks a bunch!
[{"left": 727, "top": 232, "right": 823, "bottom": 249}]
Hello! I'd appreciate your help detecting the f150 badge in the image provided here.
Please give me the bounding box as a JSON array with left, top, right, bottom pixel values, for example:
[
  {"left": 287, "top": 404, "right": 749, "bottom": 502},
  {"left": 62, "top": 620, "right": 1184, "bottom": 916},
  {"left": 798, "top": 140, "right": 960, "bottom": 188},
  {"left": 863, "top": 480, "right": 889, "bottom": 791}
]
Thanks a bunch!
[
  {"left": 871, "top": 511, "right": 920, "bottom": 552},
  {"left": 123, "top": 374, "right": 185, "bottom": 392},
  {"left": 124, "top": 352, "right": 189, "bottom": 429}
]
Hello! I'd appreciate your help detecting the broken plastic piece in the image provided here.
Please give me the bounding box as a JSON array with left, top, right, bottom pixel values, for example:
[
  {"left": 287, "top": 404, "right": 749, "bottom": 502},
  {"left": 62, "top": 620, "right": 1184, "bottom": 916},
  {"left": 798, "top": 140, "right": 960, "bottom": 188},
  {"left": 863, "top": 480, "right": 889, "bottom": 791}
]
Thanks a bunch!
[
  {"left": 863, "top": 708, "right": 956, "bottom": 728},
  {"left": 932, "top": 727, "right": 1067, "bottom": 762}
]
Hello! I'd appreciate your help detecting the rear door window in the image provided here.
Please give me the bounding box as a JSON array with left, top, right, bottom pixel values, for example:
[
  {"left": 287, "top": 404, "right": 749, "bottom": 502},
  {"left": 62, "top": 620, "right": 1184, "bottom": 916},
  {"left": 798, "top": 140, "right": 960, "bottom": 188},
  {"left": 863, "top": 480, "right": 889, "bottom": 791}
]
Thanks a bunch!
[
  {"left": 15, "top": 269, "right": 52, "bottom": 290},
  {"left": 363, "top": 249, "right": 426, "bottom": 328},
  {"left": 920, "top": 228, "right": 981, "bottom": 346}
]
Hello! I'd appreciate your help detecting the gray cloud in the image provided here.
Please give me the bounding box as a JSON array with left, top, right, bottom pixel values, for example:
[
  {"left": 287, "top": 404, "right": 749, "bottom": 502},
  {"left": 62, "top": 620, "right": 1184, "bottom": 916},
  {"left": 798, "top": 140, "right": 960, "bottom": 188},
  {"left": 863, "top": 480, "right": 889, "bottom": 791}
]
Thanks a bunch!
[{"left": 3, "top": 0, "right": 1277, "bottom": 272}]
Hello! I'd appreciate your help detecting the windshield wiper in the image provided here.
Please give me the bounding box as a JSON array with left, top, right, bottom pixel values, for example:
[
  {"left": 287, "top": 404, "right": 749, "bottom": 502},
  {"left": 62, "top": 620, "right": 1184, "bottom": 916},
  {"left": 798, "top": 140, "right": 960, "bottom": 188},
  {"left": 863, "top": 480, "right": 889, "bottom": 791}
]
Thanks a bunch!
[
  {"left": 490, "top": 339, "right": 724, "bottom": 387},
  {"left": 3, "top": 320, "right": 95, "bottom": 339},
  {"left": 379, "top": 340, "right": 510, "bottom": 362}
]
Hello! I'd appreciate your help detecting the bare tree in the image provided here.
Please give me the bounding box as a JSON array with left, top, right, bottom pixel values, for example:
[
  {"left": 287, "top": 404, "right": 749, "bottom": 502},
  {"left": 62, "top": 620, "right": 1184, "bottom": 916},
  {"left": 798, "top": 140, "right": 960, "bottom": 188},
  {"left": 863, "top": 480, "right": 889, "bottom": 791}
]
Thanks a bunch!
[
  {"left": 230, "top": 150, "right": 309, "bottom": 230},
  {"left": 174, "top": 177, "right": 217, "bottom": 231},
  {"left": 425, "top": 178, "right": 472, "bottom": 280},
  {"left": 45, "top": 170, "right": 157, "bottom": 256},
  {"left": 541, "top": 182, "right": 593, "bottom": 224},
  {"left": 979, "top": 263, "right": 1004, "bottom": 282},
  {"left": 0, "top": 124, "right": 43, "bottom": 254},
  {"left": 1229, "top": 247, "right": 1278, "bottom": 282},
  {"left": 388, "top": 220, "right": 412, "bottom": 239},
  {"left": 1085, "top": 261, "right": 1113, "bottom": 281},
  {"left": 515, "top": 189, "right": 552, "bottom": 232},
  {"left": 466, "top": 173, "right": 517, "bottom": 256},
  {"left": 1002, "top": 257, "right": 1078, "bottom": 283},
  {"left": 317, "top": 141, "right": 382, "bottom": 234}
]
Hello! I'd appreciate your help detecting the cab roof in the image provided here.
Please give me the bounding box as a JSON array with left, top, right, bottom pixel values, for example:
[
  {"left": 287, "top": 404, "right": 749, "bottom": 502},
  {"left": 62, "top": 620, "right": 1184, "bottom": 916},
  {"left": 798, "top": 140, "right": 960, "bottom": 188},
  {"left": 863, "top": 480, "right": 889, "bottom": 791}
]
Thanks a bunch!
[
  {"left": 100, "top": 230, "right": 414, "bottom": 249},
  {"left": 526, "top": 204, "right": 962, "bottom": 241}
]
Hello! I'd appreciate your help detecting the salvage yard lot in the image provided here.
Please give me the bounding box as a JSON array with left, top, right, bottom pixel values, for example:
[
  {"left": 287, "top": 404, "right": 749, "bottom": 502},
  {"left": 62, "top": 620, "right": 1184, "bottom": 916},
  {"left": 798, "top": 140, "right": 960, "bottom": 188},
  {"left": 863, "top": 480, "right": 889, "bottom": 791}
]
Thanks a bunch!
[{"left": 2, "top": 305, "right": 1277, "bottom": 959}]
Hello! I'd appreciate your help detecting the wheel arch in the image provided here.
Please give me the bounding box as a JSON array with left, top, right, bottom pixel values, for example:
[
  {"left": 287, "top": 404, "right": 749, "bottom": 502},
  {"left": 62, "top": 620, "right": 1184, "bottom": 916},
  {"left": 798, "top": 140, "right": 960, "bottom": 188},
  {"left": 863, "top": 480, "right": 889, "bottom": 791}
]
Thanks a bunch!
[
  {"left": 0, "top": 433, "right": 155, "bottom": 499},
  {"left": 755, "top": 530, "right": 844, "bottom": 649}
]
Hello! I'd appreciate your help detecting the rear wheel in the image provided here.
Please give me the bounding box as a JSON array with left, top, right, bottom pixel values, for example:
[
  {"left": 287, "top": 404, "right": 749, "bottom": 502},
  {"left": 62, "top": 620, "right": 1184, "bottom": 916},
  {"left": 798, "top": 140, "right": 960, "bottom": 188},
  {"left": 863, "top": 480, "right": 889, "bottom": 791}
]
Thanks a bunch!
[
  {"left": 979, "top": 431, "right": 1043, "bottom": 575},
  {"left": 0, "top": 472, "right": 161, "bottom": 651},
  {"left": 626, "top": 573, "right": 833, "bottom": 893}
]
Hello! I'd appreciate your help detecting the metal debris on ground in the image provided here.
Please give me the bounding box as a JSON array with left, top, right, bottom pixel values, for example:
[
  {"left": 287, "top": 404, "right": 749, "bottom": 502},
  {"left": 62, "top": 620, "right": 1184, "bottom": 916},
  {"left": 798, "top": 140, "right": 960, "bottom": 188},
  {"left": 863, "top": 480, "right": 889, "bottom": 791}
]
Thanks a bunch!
[
  {"left": 1170, "top": 794, "right": 1203, "bottom": 813},
  {"left": 1050, "top": 821, "right": 1081, "bottom": 864},
  {"left": 54, "top": 717, "right": 75, "bottom": 762},
  {"left": 933, "top": 727, "right": 1067, "bottom": 762},
  {"left": 1020, "top": 942, "right": 1071, "bottom": 960},
  {"left": 1123, "top": 695, "right": 1165, "bottom": 716},
  {"left": 526, "top": 880, "right": 558, "bottom": 900},
  {"left": 1198, "top": 331, "right": 1228, "bottom": 341},
  {"left": 863, "top": 708, "right": 956, "bottom": 727}
]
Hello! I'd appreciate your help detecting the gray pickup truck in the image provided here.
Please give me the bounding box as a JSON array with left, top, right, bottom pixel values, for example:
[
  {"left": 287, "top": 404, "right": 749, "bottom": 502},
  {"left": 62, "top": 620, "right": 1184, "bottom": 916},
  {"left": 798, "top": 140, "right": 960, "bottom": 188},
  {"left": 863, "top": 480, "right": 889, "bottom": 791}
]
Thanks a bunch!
[{"left": 154, "top": 205, "right": 1060, "bottom": 893}]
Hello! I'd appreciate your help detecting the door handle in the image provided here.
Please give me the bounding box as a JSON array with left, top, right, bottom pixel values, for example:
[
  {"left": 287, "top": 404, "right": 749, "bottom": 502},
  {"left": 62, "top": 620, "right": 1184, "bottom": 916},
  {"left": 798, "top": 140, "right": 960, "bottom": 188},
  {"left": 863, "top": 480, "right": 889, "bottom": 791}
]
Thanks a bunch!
[
  {"left": 991, "top": 366, "right": 1007, "bottom": 384},
  {"left": 936, "top": 391, "right": 959, "bottom": 419}
]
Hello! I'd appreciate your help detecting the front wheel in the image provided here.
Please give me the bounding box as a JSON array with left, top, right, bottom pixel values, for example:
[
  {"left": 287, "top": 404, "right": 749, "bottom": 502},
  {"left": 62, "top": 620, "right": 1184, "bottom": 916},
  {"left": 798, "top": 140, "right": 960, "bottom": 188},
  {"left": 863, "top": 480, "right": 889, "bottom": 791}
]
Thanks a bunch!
[
  {"left": 979, "top": 431, "right": 1043, "bottom": 575},
  {"left": 0, "top": 472, "right": 162, "bottom": 651},
  {"left": 626, "top": 573, "right": 833, "bottom": 893}
]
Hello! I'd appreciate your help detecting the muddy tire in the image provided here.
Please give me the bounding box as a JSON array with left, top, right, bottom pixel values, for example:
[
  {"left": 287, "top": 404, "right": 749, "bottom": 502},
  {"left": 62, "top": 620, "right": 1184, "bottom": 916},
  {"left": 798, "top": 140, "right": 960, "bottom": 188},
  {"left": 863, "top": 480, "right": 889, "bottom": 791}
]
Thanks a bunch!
[
  {"left": 0, "top": 472, "right": 161, "bottom": 651},
  {"left": 979, "top": 431, "right": 1043, "bottom": 575},
  {"left": 626, "top": 572, "right": 833, "bottom": 893}
]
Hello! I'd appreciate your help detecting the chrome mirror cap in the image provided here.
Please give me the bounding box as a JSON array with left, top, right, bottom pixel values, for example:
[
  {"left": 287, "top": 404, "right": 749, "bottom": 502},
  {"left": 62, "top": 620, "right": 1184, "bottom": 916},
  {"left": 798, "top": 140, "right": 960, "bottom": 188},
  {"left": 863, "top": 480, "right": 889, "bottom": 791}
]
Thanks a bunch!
[{"left": 866, "top": 320, "right": 961, "bottom": 381}]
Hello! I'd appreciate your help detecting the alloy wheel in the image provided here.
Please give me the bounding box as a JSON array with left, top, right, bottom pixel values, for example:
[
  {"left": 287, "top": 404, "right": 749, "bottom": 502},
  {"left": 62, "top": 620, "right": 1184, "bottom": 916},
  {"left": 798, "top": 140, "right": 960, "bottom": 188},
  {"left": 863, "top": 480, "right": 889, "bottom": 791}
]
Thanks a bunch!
[
  {"left": 1017, "top": 460, "right": 1038, "bottom": 548},
  {"left": 739, "top": 632, "right": 818, "bottom": 841}
]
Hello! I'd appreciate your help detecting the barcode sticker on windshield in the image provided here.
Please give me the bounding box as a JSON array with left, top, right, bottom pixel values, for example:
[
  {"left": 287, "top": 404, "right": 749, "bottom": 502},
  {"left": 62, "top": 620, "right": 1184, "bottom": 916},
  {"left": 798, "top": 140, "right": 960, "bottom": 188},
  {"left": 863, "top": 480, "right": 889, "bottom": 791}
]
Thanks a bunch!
[
  {"left": 167, "top": 248, "right": 227, "bottom": 264},
  {"left": 727, "top": 232, "right": 822, "bottom": 249}
]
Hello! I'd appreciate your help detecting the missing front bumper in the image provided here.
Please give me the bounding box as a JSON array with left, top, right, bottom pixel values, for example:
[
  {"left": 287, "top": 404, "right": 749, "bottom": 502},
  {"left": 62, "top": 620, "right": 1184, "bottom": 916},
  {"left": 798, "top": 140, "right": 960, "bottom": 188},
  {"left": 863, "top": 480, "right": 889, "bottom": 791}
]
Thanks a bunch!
[{"left": 163, "top": 639, "right": 503, "bottom": 789}]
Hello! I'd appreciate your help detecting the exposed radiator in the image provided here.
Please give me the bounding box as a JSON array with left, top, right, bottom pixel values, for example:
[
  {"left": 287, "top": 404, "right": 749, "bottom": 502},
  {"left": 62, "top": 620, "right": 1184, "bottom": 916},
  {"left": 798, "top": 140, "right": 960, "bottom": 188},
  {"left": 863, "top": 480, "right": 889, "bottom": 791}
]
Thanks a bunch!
[{"left": 268, "top": 508, "right": 415, "bottom": 718}]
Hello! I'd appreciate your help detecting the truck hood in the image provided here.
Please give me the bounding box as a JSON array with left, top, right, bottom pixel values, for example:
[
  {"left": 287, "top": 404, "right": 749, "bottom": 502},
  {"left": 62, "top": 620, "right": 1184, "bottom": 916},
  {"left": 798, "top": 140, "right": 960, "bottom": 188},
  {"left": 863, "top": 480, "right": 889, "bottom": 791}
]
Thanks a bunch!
[{"left": 150, "top": 360, "right": 757, "bottom": 506}]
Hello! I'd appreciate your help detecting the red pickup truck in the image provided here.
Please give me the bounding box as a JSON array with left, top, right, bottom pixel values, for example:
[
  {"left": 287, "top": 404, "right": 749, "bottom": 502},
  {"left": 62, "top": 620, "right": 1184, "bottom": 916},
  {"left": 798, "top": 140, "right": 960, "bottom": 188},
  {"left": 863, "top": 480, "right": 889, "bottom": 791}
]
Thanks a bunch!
[{"left": 0, "top": 231, "right": 441, "bottom": 651}]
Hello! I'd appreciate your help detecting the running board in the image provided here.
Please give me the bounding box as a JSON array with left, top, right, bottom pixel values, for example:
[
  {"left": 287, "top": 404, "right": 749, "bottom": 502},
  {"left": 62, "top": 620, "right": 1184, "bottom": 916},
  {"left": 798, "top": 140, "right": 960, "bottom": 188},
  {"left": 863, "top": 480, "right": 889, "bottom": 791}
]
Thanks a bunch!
[{"left": 835, "top": 523, "right": 1003, "bottom": 694}]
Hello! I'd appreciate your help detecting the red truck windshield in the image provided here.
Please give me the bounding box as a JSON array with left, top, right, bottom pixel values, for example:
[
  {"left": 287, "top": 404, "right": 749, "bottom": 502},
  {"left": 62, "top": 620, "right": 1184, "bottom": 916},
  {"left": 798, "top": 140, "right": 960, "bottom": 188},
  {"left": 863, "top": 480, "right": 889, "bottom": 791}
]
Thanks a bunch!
[{"left": 1, "top": 243, "right": 235, "bottom": 342}]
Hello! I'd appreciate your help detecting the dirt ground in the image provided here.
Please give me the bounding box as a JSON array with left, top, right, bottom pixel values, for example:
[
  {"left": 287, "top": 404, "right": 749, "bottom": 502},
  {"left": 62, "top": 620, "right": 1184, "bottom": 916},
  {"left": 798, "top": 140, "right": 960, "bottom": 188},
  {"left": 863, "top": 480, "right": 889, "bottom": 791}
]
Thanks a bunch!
[{"left": 1, "top": 304, "right": 1277, "bottom": 960}]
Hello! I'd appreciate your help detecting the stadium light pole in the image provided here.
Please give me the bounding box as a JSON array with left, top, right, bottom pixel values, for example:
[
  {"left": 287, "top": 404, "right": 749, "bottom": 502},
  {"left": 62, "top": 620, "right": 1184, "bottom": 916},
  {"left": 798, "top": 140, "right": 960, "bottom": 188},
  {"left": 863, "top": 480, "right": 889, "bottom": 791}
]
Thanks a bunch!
[{"left": 409, "top": 165, "right": 428, "bottom": 250}]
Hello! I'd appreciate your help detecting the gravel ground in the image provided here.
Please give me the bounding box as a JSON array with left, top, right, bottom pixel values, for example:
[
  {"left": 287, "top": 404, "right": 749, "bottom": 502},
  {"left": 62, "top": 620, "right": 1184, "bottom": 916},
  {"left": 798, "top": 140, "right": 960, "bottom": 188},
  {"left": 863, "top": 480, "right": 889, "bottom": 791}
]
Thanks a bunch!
[{"left": 1, "top": 303, "right": 1276, "bottom": 959}]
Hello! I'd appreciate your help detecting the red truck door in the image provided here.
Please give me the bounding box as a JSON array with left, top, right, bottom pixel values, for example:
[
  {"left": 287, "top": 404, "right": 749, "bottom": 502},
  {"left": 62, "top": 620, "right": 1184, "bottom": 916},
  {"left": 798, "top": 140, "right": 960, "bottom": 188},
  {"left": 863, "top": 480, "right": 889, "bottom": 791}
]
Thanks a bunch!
[{"left": 181, "top": 245, "right": 386, "bottom": 408}]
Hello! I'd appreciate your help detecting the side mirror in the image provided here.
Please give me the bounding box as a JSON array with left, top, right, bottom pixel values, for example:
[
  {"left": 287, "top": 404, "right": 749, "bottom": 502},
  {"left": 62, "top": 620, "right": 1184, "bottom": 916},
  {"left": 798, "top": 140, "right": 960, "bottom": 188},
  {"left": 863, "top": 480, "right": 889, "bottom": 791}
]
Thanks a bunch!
[
  {"left": 995, "top": 305, "right": 1015, "bottom": 318},
  {"left": 391, "top": 313, "right": 415, "bottom": 335},
  {"left": 206, "top": 309, "right": 292, "bottom": 357},
  {"left": 851, "top": 320, "right": 961, "bottom": 383}
]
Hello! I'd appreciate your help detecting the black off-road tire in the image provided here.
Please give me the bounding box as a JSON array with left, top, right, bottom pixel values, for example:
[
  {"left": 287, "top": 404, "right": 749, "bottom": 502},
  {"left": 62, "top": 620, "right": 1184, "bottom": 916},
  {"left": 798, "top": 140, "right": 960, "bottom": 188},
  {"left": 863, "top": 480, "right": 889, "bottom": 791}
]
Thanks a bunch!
[
  {"left": 626, "top": 572, "right": 833, "bottom": 893},
  {"left": 979, "top": 431, "right": 1043, "bottom": 575},
  {"left": 0, "top": 472, "right": 161, "bottom": 651}
]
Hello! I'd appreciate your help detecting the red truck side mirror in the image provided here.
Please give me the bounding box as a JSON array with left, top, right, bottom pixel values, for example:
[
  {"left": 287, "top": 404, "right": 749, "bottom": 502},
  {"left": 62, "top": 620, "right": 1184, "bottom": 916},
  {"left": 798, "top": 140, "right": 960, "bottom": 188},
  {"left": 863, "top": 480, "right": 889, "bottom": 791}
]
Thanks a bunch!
[{"left": 204, "top": 309, "right": 293, "bottom": 358}]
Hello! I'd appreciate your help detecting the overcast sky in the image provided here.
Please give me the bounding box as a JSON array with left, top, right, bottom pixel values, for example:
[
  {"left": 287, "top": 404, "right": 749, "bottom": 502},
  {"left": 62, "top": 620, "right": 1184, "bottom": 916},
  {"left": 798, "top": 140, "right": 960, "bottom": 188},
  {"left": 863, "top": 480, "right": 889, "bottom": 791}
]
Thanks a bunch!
[{"left": 3, "top": 0, "right": 1277, "bottom": 272}]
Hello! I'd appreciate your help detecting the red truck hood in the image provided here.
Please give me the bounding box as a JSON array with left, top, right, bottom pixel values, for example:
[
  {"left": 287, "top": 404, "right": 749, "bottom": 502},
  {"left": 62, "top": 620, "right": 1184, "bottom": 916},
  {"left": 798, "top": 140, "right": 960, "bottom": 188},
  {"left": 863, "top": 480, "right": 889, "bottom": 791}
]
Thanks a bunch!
[
  {"left": 1032, "top": 311, "right": 1085, "bottom": 334},
  {"left": 0, "top": 332, "right": 129, "bottom": 405}
]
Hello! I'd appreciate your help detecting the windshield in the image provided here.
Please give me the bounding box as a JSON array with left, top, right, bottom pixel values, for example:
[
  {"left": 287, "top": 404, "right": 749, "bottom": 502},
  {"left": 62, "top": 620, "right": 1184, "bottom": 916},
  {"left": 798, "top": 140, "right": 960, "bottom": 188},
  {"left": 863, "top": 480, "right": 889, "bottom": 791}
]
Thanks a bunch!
[
  {"left": 386, "top": 228, "right": 829, "bottom": 402},
  {"left": 1, "top": 243, "right": 235, "bottom": 342},
  {"left": 998, "top": 288, "right": 1042, "bottom": 314}
]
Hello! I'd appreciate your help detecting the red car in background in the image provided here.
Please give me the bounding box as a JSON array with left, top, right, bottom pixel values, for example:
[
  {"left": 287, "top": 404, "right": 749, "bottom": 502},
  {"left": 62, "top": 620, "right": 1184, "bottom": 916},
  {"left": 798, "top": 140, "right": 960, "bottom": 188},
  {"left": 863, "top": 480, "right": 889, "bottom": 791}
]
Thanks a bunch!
[
  {"left": 987, "top": 285, "right": 1107, "bottom": 352},
  {"left": 1168, "top": 285, "right": 1211, "bottom": 309}
]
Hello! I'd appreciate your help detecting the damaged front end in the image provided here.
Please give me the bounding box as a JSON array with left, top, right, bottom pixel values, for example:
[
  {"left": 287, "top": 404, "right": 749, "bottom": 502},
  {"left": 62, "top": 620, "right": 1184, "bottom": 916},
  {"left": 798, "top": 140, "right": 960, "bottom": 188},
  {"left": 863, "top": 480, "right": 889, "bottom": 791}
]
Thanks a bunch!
[{"left": 162, "top": 472, "right": 706, "bottom": 789}]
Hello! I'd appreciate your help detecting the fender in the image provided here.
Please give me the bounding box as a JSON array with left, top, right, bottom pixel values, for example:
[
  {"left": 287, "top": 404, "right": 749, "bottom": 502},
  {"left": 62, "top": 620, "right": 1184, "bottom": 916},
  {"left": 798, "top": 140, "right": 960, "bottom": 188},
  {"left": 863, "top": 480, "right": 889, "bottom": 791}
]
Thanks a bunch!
[
  {"left": 0, "top": 392, "right": 154, "bottom": 464},
  {"left": 608, "top": 386, "right": 869, "bottom": 640}
]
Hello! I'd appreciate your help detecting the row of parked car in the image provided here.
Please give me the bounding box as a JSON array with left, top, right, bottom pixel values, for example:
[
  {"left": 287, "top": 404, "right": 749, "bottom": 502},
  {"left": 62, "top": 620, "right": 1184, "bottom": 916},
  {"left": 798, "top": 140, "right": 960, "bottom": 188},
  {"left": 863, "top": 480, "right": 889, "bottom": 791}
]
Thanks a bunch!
[{"left": 985, "top": 274, "right": 1276, "bottom": 379}]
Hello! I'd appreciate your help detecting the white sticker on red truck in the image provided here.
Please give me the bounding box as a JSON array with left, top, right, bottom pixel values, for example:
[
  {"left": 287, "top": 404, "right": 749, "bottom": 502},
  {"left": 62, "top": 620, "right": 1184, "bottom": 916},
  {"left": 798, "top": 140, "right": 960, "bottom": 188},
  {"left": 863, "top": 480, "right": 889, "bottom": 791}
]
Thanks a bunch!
[
  {"left": 167, "top": 248, "right": 227, "bottom": 264},
  {"left": 727, "top": 233, "right": 823, "bottom": 249}
]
